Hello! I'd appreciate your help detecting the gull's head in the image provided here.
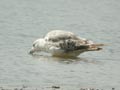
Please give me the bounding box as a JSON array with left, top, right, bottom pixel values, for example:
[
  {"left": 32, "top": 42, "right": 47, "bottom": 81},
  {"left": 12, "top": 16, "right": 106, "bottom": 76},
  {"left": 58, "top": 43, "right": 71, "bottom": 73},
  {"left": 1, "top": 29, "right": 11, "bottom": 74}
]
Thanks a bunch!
[{"left": 29, "top": 38, "right": 45, "bottom": 54}]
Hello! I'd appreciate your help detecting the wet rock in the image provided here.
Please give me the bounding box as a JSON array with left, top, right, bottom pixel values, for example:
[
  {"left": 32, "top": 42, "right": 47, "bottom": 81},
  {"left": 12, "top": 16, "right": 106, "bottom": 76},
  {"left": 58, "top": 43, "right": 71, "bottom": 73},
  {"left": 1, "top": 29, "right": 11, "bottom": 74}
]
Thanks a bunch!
[{"left": 52, "top": 86, "right": 60, "bottom": 89}]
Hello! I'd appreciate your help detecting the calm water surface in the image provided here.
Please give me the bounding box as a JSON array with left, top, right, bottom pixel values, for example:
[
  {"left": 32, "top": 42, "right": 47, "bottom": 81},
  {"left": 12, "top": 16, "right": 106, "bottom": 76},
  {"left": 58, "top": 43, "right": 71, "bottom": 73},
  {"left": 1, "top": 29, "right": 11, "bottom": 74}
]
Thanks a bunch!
[{"left": 0, "top": 0, "right": 120, "bottom": 89}]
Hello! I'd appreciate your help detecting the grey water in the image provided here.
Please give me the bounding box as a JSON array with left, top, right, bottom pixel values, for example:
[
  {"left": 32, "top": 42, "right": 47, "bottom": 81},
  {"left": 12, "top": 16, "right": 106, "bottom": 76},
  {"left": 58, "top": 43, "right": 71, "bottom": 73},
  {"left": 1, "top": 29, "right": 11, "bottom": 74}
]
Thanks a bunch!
[{"left": 0, "top": 0, "right": 120, "bottom": 89}]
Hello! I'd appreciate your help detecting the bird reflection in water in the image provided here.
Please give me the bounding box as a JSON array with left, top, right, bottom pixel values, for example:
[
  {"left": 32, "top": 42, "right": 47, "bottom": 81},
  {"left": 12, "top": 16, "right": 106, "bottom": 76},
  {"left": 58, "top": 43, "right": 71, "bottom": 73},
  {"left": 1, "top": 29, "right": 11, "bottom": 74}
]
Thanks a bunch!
[{"left": 30, "top": 53, "right": 100, "bottom": 64}]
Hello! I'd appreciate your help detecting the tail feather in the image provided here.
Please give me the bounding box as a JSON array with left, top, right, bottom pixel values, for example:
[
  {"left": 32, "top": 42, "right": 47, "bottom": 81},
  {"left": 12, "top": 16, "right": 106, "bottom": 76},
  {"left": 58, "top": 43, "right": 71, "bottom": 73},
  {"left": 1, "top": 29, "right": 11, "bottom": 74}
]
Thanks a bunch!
[
  {"left": 90, "top": 43, "right": 105, "bottom": 47},
  {"left": 87, "top": 43, "right": 104, "bottom": 51},
  {"left": 74, "top": 43, "right": 104, "bottom": 52}
]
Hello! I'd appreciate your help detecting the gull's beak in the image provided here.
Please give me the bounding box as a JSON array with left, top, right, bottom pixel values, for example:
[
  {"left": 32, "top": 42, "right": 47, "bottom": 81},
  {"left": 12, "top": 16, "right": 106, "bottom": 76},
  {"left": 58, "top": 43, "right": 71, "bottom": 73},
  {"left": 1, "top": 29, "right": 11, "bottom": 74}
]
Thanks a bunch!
[{"left": 29, "top": 47, "right": 35, "bottom": 54}]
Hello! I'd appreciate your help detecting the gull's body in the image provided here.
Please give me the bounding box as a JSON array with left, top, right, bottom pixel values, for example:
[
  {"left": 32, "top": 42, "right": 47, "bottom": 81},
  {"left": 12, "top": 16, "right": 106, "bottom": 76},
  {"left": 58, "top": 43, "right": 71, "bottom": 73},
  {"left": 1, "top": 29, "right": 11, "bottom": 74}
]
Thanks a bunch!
[{"left": 29, "top": 30, "right": 104, "bottom": 57}]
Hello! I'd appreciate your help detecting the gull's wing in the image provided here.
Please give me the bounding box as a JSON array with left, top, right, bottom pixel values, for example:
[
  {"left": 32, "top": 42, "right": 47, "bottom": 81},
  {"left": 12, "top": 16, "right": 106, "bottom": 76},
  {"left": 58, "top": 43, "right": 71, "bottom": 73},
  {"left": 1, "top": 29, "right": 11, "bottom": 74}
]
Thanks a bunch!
[{"left": 58, "top": 39, "right": 104, "bottom": 53}]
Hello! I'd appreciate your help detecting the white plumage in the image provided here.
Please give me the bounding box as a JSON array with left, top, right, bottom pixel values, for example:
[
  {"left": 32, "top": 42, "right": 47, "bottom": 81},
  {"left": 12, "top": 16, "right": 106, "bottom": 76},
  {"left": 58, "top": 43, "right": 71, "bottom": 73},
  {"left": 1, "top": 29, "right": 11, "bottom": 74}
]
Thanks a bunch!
[{"left": 29, "top": 30, "right": 104, "bottom": 57}]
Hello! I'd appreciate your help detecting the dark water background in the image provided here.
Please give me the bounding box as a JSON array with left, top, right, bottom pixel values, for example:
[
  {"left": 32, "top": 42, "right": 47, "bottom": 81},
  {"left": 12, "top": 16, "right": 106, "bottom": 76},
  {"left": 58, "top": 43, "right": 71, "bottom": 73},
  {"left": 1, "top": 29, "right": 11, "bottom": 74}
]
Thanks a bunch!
[{"left": 0, "top": 0, "right": 120, "bottom": 89}]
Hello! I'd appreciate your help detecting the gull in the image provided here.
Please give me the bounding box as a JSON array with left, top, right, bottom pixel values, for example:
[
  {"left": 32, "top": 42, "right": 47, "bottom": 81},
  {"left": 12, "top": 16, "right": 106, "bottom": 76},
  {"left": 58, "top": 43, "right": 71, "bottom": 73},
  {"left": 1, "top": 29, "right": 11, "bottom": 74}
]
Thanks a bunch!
[{"left": 29, "top": 30, "right": 104, "bottom": 57}]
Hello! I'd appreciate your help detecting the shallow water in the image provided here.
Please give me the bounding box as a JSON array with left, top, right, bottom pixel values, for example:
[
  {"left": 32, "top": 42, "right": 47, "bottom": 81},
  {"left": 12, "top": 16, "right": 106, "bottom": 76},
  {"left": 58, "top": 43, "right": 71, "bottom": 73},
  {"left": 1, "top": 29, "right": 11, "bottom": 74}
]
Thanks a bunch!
[{"left": 0, "top": 0, "right": 120, "bottom": 89}]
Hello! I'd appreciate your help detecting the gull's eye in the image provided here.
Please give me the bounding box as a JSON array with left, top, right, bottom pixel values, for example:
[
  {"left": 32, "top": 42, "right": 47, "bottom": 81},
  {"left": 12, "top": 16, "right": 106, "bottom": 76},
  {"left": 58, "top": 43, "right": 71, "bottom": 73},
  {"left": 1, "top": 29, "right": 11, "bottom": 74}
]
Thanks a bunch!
[{"left": 33, "top": 43, "right": 36, "bottom": 47}]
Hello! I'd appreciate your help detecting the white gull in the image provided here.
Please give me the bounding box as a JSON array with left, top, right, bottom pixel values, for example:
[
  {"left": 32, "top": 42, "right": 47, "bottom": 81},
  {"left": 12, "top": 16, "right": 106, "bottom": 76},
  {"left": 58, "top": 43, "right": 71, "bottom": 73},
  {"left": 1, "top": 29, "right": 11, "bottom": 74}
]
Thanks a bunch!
[{"left": 29, "top": 30, "right": 104, "bottom": 57}]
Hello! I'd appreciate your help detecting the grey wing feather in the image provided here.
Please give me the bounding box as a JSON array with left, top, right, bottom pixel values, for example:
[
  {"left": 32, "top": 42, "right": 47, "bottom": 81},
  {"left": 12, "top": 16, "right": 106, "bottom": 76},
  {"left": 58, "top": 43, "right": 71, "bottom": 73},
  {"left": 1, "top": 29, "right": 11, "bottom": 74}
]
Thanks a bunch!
[
  {"left": 44, "top": 30, "right": 80, "bottom": 42},
  {"left": 59, "top": 39, "right": 89, "bottom": 52}
]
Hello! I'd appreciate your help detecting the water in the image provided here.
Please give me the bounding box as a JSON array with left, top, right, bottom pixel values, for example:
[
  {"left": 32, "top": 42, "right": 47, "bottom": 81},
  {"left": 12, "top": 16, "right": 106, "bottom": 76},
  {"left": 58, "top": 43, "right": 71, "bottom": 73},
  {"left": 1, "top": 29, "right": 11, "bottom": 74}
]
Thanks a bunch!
[{"left": 0, "top": 0, "right": 120, "bottom": 89}]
